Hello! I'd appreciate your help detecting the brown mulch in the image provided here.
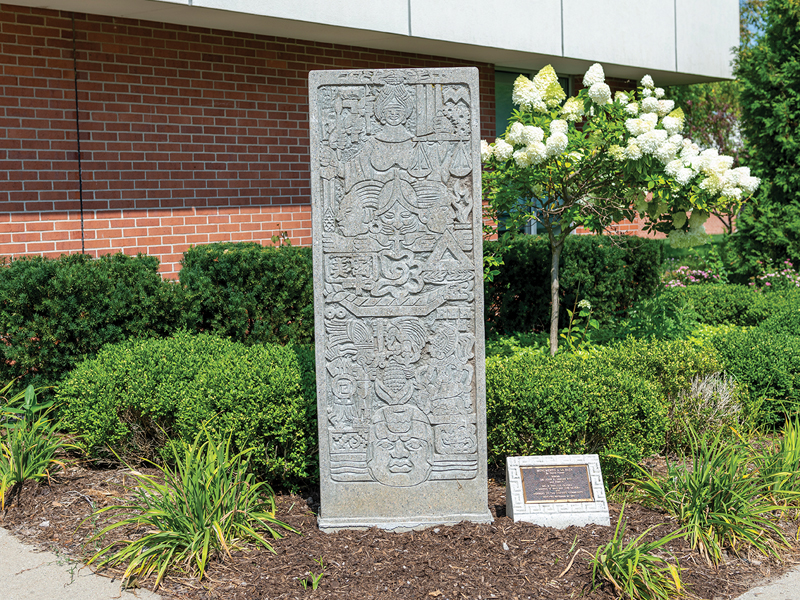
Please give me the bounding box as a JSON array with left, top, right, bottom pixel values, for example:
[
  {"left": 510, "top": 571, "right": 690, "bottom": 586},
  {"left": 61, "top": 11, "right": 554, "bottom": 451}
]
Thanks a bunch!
[{"left": 1, "top": 463, "right": 799, "bottom": 600}]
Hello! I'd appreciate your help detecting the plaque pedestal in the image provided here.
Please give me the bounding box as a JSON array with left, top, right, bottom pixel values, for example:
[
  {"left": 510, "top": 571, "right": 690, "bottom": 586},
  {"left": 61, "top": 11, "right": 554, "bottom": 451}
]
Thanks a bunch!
[{"left": 506, "top": 455, "right": 611, "bottom": 529}]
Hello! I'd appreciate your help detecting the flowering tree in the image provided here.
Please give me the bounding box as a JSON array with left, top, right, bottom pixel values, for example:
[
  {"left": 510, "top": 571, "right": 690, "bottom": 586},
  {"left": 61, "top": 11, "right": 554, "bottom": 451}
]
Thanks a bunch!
[{"left": 482, "top": 63, "right": 760, "bottom": 355}]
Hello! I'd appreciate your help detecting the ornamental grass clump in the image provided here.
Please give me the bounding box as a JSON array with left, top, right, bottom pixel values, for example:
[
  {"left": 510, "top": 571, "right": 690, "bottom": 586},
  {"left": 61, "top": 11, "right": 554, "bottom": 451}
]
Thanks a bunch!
[
  {"left": 626, "top": 430, "right": 789, "bottom": 565},
  {"left": 591, "top": 505, "right": 684, "bottom": 600},
  {"left": 483, "top": 63, "right": 759, "bottom": 354},
  {"left": 88, "top": 429, "right": 298, "bottom": 589},
  {"left": 757, "top": 415, "right": 800, "bottom": 499},
  {"left": 0, "top": 382, "right": 66, "bottom": 509}
]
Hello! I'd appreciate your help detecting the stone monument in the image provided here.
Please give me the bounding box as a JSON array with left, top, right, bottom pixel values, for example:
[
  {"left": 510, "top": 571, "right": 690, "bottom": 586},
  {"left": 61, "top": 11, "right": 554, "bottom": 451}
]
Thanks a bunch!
[{"left": 309, "top": 67, "right": 492, "bottom": 531}]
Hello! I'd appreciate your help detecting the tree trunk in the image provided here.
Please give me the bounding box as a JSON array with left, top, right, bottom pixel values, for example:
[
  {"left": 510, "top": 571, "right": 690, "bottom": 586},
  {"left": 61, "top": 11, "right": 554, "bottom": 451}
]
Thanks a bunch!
[{"left": 549, "top": 240, "right": 563, "bottom": 356}]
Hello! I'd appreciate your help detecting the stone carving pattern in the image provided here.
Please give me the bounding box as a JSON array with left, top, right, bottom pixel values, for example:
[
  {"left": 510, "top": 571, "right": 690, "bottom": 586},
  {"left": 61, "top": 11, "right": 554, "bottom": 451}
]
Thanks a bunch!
[{"left": 316, "top": 70, "right": 478, "bottom": 487}]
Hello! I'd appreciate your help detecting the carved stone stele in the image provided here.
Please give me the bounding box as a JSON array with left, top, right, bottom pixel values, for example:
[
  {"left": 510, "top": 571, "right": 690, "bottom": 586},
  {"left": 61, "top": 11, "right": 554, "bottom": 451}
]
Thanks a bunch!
[{"left": 309, "top": 67, "right": 492, "bottom": 531}]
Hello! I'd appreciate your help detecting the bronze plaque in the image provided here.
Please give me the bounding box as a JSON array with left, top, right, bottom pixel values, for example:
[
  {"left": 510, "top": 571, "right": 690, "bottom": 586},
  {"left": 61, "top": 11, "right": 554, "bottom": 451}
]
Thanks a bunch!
[{"left": 520, "top": 465, "right": 594, "bottom": 504}]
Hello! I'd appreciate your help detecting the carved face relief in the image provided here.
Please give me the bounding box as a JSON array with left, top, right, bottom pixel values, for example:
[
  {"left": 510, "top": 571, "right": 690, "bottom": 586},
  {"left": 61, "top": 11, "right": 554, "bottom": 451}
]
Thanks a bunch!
[
  {"left": 368, "top": 405, "right": 433, "bottom": 487},
  {"left": 336, "top": 192, "right": 370, "bottom": 236}
]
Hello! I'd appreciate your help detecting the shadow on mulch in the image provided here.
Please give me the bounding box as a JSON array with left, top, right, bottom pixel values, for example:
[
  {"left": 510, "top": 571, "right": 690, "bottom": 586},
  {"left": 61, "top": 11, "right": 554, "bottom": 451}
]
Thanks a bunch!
[{"left": 1, "top": 465, "right": 797, "bottom": 600}]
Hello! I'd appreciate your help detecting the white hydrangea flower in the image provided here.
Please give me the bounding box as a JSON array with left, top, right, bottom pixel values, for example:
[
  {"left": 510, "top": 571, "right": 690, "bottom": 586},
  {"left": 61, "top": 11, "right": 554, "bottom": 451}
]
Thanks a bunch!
[
  {"left": 545, "top": 132, "right": 569, "bottom": 157},
  {"left": 728, "top": 167, "right": 760, "bottom": 195},
  {"left": 534, "top": 65, "right": 567, "bottom": 107},
  {"left": 506, "top": 121, "right": 526, "bottom": 145},
  {"left": 681, "top": 142, "right": 700, "bottom": 159},
  {"left": 665, "top": 159, "right": 683, "bottom": 177},
  {"left": 699, "top": 175, "right": 723, "bottom": 195},
  {"left": 583, "top": 63, "right": 605, "bottom": 87},
  {"left": 625, "top": 118, "right": 647, "bottom": 136},
  {"left": 657, "top": 99, "right": 675, "bottom": 117},
  {"left": 741, "top": 175, "right": 761, "bottom": 194},
  {"left": 527, "top": 141, "right": 548, "bottom": 164},
  {"left": 625, "top": 140, "right": 643, "bottom": 160},
  {"left": 512, "top": 75, "right": 547, "bottom": 113},
  {"left": 717, "top": 155, "right": 734, "bottom": 170},
  {"left": 626, "top": 115, "right": 657, "bottom": 136},
  {"left": 661, "top": 116, "right": 683, "bottom": 136},
  {"left": 722, "top": 186, "right": 743, "bottom": 200},
  {"left": 625, "top": 102, "right": 639, "bottom": 116},
  {"left": 655, "top": 140, "right": 680, "bottom": 164},
  {"left": 641, "top": 74, "right": 655, "bottom": 89},
  {"left": 668, "top": 134, "right": 684, "bottom": 145},
  {"left": 615, "top": 91, "right": 630, "bottom": 105},
  {"left": 493, "top": 138, "right": 514, "bottom": 162},
  {"left": 636, "top": 129, "right": 669, "bottom": 155},
  {"left": 655, "top": 87, "right": 665, "bottom": 98},
  {"left": 642, "top": 112, "right": 659, "bottom": 127},
  {"left": 512, "top": 75, "right": 533, "bottom": 105},
  {"left": 480, "top": 139, "right": 493, "bottom": 162},
  {"left": 561, "top": 97, "right": 585, "bottom": 121},
  {"left": 513, "top": 148, "right": 532, "bottom": 168},
  {"left": 608, "top": 145, "right": 626, "bottom": 161},
  {"left": 689, "top": 225, "right": 710, "bottom": 245},
  {"left": 641, "top": 97, "right": 660, "bottom": 114},
  {"left": 642, "top": 88, "right": 653, "bottom": 98},
  {"left": 589, "top": 82, "right": 612, "bottom": 105},
  {"left": 522, "top": 125, "right": 545, "bottom": 145},
  {"left": 550, "top": 120, "right": 568, "bottom": 135},
  {"left": 676, "top": 167, "right": 695, "bottom": 186}
]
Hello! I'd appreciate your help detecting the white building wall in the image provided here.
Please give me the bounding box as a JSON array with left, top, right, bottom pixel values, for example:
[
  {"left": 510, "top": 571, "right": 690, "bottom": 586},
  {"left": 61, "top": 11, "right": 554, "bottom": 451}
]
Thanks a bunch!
[{"left": 9, "top": 0, "right": 739, "bottom": 82}]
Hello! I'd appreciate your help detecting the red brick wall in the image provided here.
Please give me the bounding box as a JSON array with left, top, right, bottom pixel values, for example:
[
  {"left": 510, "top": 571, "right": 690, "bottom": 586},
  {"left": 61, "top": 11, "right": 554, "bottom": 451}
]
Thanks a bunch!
[{"left": 0, "top": 4, "right": 496, "bottom": 276}]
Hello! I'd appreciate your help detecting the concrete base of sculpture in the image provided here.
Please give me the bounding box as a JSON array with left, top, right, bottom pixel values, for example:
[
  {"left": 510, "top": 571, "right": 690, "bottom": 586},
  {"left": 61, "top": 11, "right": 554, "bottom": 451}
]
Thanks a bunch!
[{"left": 319, "top": 509, "right": 493, "bottom": 533}]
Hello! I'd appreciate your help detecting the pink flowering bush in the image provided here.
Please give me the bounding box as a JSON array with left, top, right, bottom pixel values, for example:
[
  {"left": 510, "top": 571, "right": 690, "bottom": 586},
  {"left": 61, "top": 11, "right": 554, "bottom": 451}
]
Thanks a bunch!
[
  {"left": 749, "top": 260, "right": 800, "bottom": 290},
  {"left": 664, "top": 265, "right": 723, "bottom": 288}
]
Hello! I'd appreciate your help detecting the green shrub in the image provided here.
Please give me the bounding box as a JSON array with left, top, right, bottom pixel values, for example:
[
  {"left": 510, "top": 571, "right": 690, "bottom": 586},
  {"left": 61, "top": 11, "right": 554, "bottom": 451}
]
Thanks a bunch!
[
  {"left": 760, "top": 303, "right": 800, "bottom": 336},
  {"left": 662, "top": 284, "right": 772, "bottom": 326},
  {"left": 588, "top": 337, "right": 722, "bottom": 401},
  {"left": 707, "top": 328, "right": 800, "bottom": 427},
  {"left": 484, "top": 235, "right": 662, "bottom": 334},
  {"left": 0, "top": 253, "right": 182, "bottom": 395},
  {"left": 607, "top": 292, "right": 699, "bottom": 342},
  {"left": 486, "top": 352, "right": 667, "bottom": 482},
  {"left": 662, "top": 284, "right": 800, "bottom": 327},
  {"left": 180, "top": 243, "right": 314, "bottom": 346},
  {"left": 58, "top": 332, "right": 317, "bottom": 487}
]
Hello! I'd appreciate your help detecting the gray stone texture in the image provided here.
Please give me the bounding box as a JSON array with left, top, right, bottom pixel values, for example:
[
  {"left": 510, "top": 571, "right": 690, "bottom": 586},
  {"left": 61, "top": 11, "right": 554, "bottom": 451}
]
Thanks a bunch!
[
  {"left": 309, "top": 67, "right": 491, "bottom": 532},
  {"left": 506, "top": 455, "right": 611, "bottom": 529}
]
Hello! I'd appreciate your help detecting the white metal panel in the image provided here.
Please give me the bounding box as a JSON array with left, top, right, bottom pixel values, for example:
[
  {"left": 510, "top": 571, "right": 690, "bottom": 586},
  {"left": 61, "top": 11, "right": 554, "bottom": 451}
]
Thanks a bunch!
[
  {"left": 562, "top": 0, "right": 676, "bottom": 72},
  {"left": 410, "top": 0, "right": 561, "bottom": 57},
  {"left": 676, "top": 0, "right": 739, "bottom": 79}
]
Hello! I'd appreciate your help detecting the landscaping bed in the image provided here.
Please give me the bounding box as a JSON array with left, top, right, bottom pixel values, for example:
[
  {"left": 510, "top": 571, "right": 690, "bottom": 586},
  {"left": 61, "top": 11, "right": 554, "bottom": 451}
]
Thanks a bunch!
[{"left": 1, "top": 463, "right": 796, "bottom": 600}]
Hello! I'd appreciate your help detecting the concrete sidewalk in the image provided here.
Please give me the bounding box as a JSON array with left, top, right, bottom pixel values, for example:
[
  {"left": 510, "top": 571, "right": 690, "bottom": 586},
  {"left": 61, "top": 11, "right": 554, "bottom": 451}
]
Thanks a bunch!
[
  {"left": 1, "top": 525, "right": 798, "bottom": 599},
  {"left": 0, "top": 527, "right": 160, "bottom": 600},
  {"left": 734, "top": 564, "right": 800, "bottom": 600}
]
